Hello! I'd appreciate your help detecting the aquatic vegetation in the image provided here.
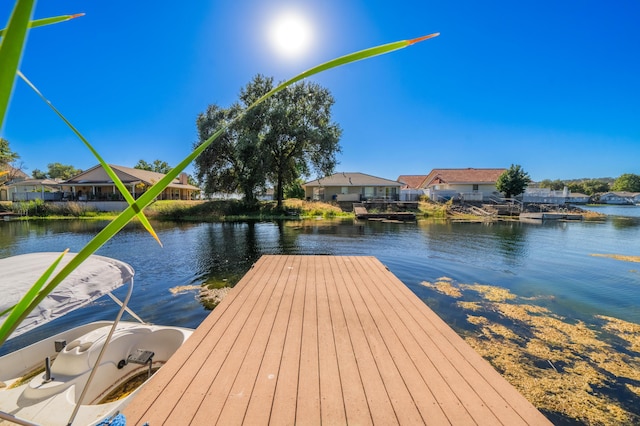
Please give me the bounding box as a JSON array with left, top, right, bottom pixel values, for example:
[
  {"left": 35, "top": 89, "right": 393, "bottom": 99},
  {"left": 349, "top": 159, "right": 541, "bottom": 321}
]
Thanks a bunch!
[
  {"left": 456, "top": 301, "right": 483, "bottom": 311},
  {"left": 590, "top": 253, "right": 640, "bottom": 263},
  {"left": 420, "top": 277, "right": 461, "bottom": 297},
  {"left": 422, "top": 277, "right": 640, "bottom": 425},
  {"left": 597, "top": 315, "right": 640, "bottom": 353},
  {"left": 199, "top": 287, "right": 231, "bottom": 310},
  {"left": 460, "top": 282, "right": 517, "bottom": 302},
  {"left": 169, "top": 285, "right": 201, "bottom": 295}
]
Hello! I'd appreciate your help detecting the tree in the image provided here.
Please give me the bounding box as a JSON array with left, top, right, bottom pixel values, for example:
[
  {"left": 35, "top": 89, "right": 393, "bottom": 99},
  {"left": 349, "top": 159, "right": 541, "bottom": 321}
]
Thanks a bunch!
[
  {"left": 538, "top": 179, "right": 564, "bottom": 190},
  {"left": 195, "top": 74, "right": 342, "bottom": 207},
  {"left": 46, "top": 162, "right": 82, "bottom": 180},
  {"left": 0, "top": 138, "right": 19, "bottom": 167},
  {"left": 496, "top": 164, "right": 531, "bottom": 198},
  {"left": 283, "top": 178, "right": 305, "bottom": 199},
  {"left": 135, "top": 159, "right": 171, "bottom": 174},
  {"left": 581, "top": 179, "right": 610, "bottom": 195},
  {"left": 257, "top": 78, "right": 342, "bottom": 208},
  {"left": 195, "top": 103, "right": 265, "bottom": 205},
  {"left": 611, "top": 173, "right": 640, "bottom": 192},
  {"left": 0, "top": 138, "right": 23, "bottom": 183},
  {"left": 567, "top": 182, "right": 583, "bottom": 194},
  {"left": 31, "top": 169, "right": 47, "bottom": 179}
]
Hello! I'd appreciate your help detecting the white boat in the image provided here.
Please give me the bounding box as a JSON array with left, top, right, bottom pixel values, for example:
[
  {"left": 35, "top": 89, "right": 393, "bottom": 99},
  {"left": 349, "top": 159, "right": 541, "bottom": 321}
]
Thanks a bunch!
[{"left": 0, "top": 253, "right": 193, "bottom": 426}]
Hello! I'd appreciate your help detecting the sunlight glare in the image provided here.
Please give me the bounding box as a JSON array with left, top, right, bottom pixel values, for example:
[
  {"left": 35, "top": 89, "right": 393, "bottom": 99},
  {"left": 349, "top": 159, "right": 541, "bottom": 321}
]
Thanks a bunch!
[{"left": 268, "top": 11, "right": 313, "bottom": 58}]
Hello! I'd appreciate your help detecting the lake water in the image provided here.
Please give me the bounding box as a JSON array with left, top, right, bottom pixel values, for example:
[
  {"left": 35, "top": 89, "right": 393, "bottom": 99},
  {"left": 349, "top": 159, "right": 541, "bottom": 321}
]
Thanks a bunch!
[
  {"left": 1, "top": 206, "right": 639, "bottom": 423},
  {"left": 1, "top": 206, "right": 638, "bottom": 353}
]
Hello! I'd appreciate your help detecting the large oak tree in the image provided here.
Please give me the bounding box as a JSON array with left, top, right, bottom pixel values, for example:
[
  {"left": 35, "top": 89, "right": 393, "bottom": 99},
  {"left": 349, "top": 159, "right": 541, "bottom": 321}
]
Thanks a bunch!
[{"left": 194, "top": 75, "right": 342, "bottom": 207}]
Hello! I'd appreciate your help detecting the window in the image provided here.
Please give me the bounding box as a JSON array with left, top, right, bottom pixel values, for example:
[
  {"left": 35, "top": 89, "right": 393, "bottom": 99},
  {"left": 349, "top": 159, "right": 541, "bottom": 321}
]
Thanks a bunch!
[
  {"left": 472, "top": 184, "right": 479, "bottom": 191},
  {"left": 364, "top": 187, "right": 374, "bottom": 199}
]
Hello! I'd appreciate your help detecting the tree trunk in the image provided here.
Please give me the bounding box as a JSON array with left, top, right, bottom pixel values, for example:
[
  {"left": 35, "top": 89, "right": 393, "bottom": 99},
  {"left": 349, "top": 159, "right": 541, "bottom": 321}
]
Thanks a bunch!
[{"left": 276, "top": 171, "right": 284, "bottom": 209}]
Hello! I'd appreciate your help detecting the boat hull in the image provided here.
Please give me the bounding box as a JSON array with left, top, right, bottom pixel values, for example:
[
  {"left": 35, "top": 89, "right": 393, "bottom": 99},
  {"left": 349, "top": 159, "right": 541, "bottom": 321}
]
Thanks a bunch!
[{"left": 0, "top": 321, "right": 192, "bottom": 426}]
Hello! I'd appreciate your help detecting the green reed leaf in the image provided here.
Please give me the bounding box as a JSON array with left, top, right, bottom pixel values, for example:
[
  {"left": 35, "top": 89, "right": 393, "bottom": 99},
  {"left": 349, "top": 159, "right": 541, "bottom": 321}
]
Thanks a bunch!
[
  {"left": 0, "top": 0, "right": 36, "bottom": 130},
  {"left": 250, "top": 33, "right": 440, "bottom": 109},
  {"left": 18, "top": 71, "right": 163, "bottom": 247},
  {"left": 0, "top": 13, "right": 84, "bottom": 37},
  {"left": 0, "top": 33, "right": 438, "bottom": 347},
  {"left": 50, "top": 33, "right": 443, "bottom": 272}
]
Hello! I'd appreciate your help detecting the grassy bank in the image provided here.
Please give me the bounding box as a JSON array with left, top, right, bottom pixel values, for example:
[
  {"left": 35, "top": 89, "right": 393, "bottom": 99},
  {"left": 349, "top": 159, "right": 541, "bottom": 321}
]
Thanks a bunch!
[
  {"left": 2, "top": 199, "right": 117, "bottom": 219},
  {"left": 0, "top": 198, "right": 353, "bottom": 221},
  {"left": 0, "top": 199, "right": 499, "bottom": 222},
  {"left": 145, "top": 199, "right": 353, "bottom": 221}
]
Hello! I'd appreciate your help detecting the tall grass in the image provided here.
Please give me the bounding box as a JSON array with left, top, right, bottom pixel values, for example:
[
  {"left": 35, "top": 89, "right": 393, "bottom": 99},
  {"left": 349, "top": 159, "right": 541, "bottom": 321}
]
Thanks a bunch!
[{"left": 0, "top": 0, "right": 439, "bottom": 345}]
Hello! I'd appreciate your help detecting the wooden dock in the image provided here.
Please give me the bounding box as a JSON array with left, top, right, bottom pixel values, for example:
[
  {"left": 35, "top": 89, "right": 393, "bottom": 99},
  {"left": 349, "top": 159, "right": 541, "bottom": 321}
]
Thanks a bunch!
[
  {"left": 353, "top": 204, "right": 416, "bottom": 221},
  {"left": 123, "top": 255, "right": 550, "bottom": 425},
  {"left": 520, "top": 212, "right": 583, "bottom": 220}
]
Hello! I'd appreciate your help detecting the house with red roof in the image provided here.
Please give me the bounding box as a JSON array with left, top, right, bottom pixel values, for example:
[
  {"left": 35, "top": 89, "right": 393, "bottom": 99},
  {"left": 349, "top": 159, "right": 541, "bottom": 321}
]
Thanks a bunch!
[
  {"left": 421, "top": 168, "right": 506, "bottom": 202},
  {"left": 397, "top": 175, "right": 429, "bottom": 201}
]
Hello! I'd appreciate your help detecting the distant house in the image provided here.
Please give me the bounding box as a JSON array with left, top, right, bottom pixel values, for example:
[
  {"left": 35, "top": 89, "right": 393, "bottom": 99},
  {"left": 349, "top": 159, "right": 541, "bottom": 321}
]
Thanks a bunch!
[
  {"left": 0, "top": 166, "right": 29, "bottom": 201},
  {"left": 5, "top": 178, "right": 62, "bottom": 202},
  {"left": 397, "top": 175, "right": 429, "bottom": 201},
  {"left": 567, "top": 192, "right": 591, "bottom": 204},
  {"left": 61, "top": 164, "right": 200, "bottom": 202},
  {"left": 303, "top": 172, "right": 401, "bottom": 202},
  {"left": 598, "top": 192, "right": 639, "bottom": 205},
  {"left": 421, "top": 168, "right": 506, "bottom": 202},
  {"left": 522, "top": 187, "right": 591, "bottom": 205}
]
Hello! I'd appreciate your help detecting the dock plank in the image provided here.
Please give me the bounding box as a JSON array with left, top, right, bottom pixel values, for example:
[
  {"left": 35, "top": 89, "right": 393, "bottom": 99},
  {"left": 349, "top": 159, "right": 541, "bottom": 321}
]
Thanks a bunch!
[
  {"left": 242, "top": 256, "right": 301, "bottom": 426},
  {"left": 123, "top": 255, "right": 551, "bottom": 425},
  {"left": 314, "top": 258, "right": 348, "bottom": 425}
]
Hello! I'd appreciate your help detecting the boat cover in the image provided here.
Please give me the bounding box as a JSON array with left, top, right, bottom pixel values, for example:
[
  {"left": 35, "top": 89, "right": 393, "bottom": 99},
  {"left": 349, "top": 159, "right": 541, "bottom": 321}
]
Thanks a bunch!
[{"left": 0, "top": 253, "right": 135, "bottom": 339}]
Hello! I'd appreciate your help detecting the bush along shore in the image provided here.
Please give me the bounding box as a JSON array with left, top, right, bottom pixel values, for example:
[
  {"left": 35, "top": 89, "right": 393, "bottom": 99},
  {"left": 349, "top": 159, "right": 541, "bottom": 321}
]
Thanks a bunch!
[
  {"left": 0, "top": 199, "right": 450, "bottom": 221},
  {"left": 0, "top": 198, "right": 601, "bottom": 222}
]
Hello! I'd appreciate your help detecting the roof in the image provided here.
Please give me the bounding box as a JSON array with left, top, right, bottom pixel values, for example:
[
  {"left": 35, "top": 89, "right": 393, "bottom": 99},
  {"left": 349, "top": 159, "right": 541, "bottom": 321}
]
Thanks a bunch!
[
  {"left": 0, "top": 166, "right": 29, "bottom": 183},
  {"left": 423, "top": 168, "right": 506, "bottom": 187},
  {"left": 304, "top": 172, "right": 401, "bottom": 187},
  {"left": 64, "top": 164, "right": 200, "bottom": 190},
  {"left": 7, "top": 178, "right": 60, "bottom": 187},
  {"left": 397, "top": 175, "right": 428, "bottom": 189}
]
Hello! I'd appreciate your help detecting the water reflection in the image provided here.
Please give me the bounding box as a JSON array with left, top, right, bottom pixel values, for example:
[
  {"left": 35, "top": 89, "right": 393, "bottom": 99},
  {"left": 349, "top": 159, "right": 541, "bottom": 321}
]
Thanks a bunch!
[
  {"left": 418, "top": 220, "right": 530, "bottom": 268},
  {"left": 2, "top": 215, "right": 639, "bottom": 423},
  {"left": 1, "top": 215, "right": 639, "bottom": 334},
  {"left": 610, "top": 216, "right": 640, "bottom": 229}
]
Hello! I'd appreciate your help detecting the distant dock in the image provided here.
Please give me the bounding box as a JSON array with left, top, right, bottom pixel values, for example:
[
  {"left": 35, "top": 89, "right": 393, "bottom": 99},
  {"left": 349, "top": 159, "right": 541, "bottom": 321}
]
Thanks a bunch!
[
  {"left": 0, "top": 212, "right": 18, "bottom": 221},
  {"left": 520, "top": 212, "right": 583, "bottom": 220},
  {"left": 353, "top": 203, "right": 416, "bottom": 221},
  {"left": 124, "top": 255, "right": 550, "bottom": 425}
]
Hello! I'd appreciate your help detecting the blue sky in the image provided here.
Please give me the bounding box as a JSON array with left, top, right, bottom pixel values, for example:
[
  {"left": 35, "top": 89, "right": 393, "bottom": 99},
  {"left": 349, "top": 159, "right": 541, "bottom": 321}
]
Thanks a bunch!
[{"left": 2, "top": 1, "right": 639, "bottom": 182}]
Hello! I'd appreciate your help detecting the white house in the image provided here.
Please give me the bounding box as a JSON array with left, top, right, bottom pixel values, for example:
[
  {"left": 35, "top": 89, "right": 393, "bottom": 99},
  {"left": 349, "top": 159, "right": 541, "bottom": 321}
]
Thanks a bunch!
[
  {"left": 598, "top": 192, "right": 639, "bottom": 205},
  {"left": 304, "top": 172, "right": 401, "bottom": 202},
  {"left": 421, "top": 168, "right": 506, "bottom": 202}
]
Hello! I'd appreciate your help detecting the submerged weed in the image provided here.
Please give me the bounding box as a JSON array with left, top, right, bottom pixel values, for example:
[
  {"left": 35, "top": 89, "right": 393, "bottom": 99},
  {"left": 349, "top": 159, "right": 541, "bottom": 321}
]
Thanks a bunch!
[{"left": 422, "top": 277, "right": 640, "bottom": 425}]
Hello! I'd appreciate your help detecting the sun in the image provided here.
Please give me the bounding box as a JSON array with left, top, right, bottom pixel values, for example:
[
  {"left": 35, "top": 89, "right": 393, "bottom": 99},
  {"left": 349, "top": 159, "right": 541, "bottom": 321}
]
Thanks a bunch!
[{"left": 268, "top": 11, "right": 313, "bottom": 58}]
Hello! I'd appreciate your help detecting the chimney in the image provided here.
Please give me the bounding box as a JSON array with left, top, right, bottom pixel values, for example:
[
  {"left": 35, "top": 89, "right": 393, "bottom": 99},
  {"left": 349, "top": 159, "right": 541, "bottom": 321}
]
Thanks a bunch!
[{"left": 179, "top": 173, "right": 188, "bottom": 185}]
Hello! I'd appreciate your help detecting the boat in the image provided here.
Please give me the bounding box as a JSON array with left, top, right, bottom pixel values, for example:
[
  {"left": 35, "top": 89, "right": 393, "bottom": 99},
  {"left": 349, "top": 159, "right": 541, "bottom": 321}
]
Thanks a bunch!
[{"left": 0, "top": 253, "right": 193, "bottom": 426}]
